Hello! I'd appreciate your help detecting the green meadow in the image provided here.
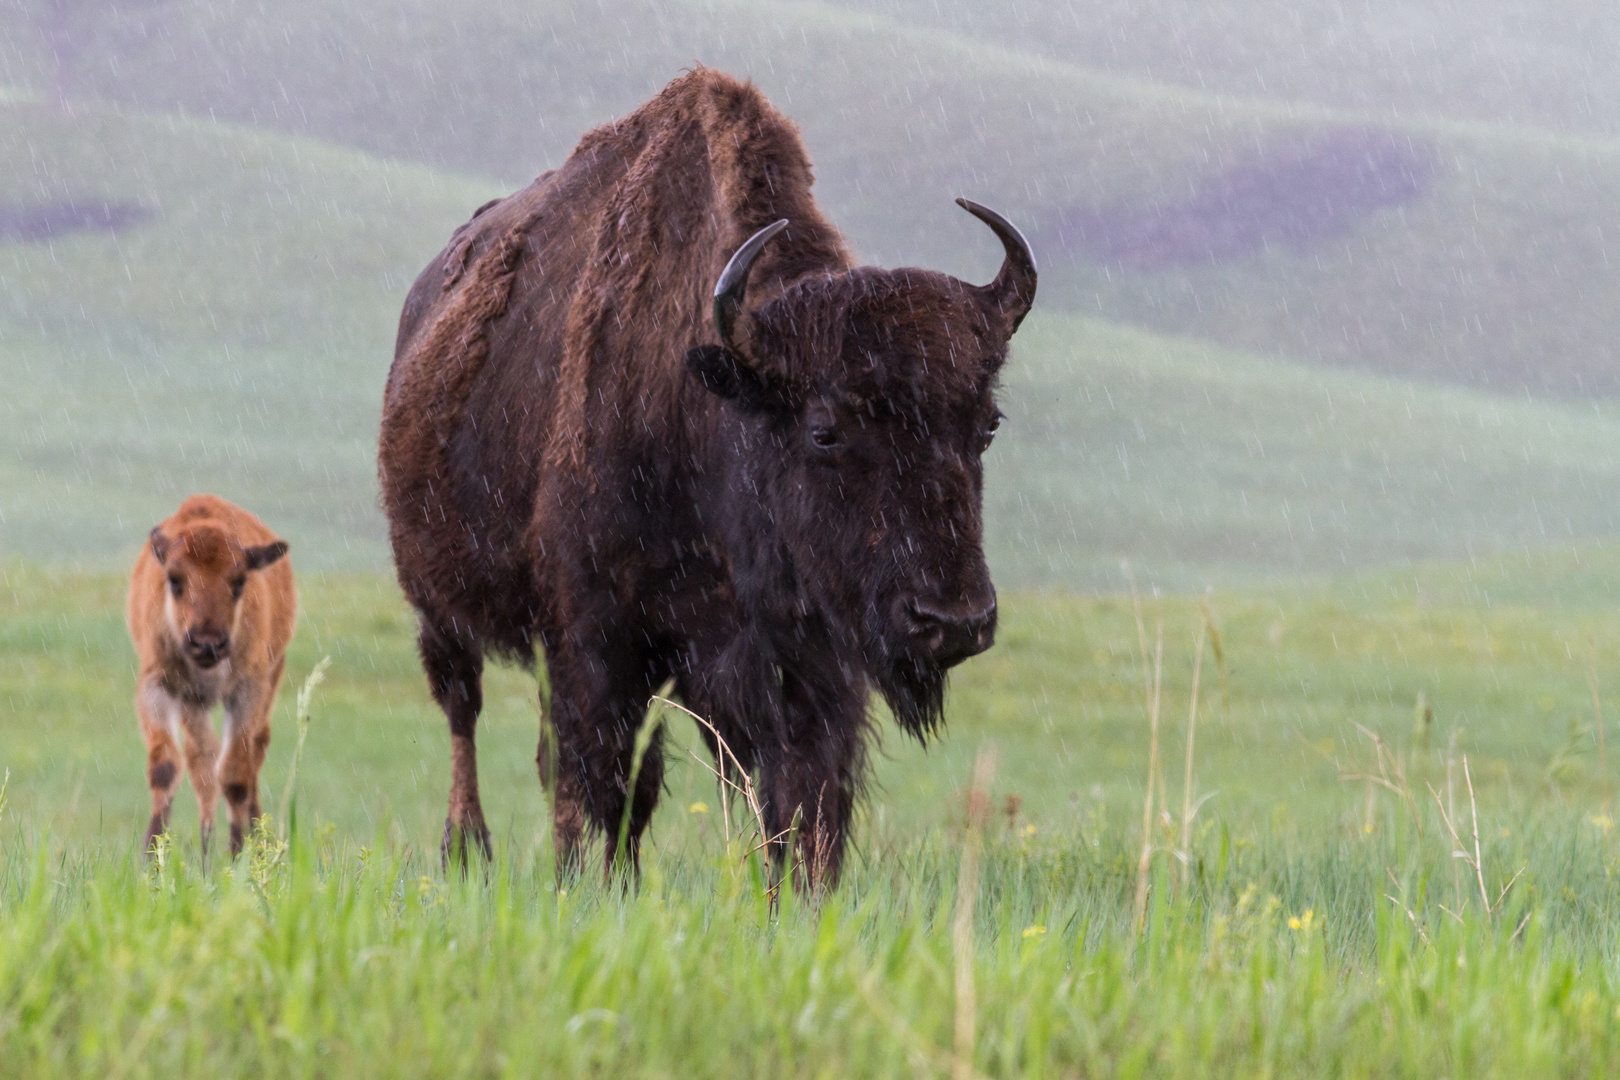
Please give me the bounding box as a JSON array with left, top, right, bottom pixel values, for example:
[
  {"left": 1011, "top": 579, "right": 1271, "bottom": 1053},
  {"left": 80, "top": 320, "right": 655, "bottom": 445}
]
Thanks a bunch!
[
  {"left": 5, "top": 1, "right": 1620, "bottom": 1072},
  {"left": 4, "top": 548, "right": 1620, "bottom": 1076}
]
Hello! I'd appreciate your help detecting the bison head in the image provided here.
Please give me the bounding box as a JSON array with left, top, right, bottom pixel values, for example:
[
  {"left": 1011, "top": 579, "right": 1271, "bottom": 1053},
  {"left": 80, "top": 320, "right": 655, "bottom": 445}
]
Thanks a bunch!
[
  {"left": 686, "top": 200, "right": 1036, "bottom": 736},
  {"left": 149, "top": 525, "right": 288, "bottom": 669}
]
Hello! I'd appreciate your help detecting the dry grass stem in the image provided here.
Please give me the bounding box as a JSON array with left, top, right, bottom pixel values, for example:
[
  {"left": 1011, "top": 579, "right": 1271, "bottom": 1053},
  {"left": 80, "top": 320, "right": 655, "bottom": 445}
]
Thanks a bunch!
[
  {"left": 954, "top": 745, "right": 996, "bottom": 1080},
  {"left": 1178, "top": 619, "right": 1208, "bottom": 889},
  {"left": 1590, "top": 668, "right": 1609, "bottom": 815},
  {"left": 653, "top": 696, "right": 771, "bottom": 852},
  {"left": 1338, "top": 721, "right": 1423, "bottom": 835},
  {"left": 1133, "top": 622, "right": 1164, "bottom": 936},
  {"left": 277, "top": 655, "right": 331, "bottom": 838},
  {"left": 854, "top": 970, "right": 994, "bottom": 1080},
  {"left": 1384, "top": 870, "right": 1433, "bottom": 946},
  {"left": 1425, "top": 754, "right": 1524, "bottom": 917}
]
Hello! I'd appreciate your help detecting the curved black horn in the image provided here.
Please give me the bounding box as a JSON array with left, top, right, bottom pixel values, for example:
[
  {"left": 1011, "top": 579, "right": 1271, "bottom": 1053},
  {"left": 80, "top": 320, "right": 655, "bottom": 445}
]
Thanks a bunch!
[
  {"left": 714, "top": 218, "right": 790, "bottom": 360},
  {"left": 956, "top": 198, "right": 1037, "bottom": 333}
]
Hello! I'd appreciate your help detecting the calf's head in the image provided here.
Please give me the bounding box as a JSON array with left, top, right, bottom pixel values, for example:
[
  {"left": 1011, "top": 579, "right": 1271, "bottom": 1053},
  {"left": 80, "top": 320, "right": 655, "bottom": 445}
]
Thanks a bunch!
[
  {"left": 687, "top": 200, "right": 1035, "bottom": 735},
  {"left": 148, "top": 525, "right": 288, "bottom": 669}
]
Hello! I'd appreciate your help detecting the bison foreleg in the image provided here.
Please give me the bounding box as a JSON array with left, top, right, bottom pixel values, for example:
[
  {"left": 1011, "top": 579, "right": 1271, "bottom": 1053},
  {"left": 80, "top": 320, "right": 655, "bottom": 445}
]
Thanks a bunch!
[
  {"left": 759, "top": 714, "right": 863, "bottom": 895},
  {"left": 547, "top": 641, "right": 667, "bottom": 883}
]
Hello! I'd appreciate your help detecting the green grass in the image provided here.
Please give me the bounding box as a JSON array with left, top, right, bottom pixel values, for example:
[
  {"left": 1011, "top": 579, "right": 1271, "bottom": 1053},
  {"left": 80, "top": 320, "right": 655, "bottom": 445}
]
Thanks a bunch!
[
  {"left": 7, "top": 834, "right": 1620, "bottom": 1078},
  {"left": 5, "top": 554, "right": 1620, "bottom": 1075},
  {"left": 9, "top": 8, "right": 1620, "bottom": 1071},
  {"left": 7, "top": 0, "right": 1620, "bottom": 394},
  {"left": 6, "top": 548, "right": 1620, "bottom": 852}
]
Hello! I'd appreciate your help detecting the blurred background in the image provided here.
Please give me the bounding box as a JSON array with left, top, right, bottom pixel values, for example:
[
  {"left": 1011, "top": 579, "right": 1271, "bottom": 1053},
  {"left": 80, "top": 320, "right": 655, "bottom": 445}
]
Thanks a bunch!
[{"left": 4, "top": 0, "right": 1619, "bottom": 591}]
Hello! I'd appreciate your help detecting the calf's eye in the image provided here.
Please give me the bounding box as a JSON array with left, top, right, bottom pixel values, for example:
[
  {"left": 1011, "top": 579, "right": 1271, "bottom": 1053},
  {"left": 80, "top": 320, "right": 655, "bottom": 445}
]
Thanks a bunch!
[
  {"left": 168, "top": 576, "right": 184, "bottom": 598},
  {"left": 230, "top": 578, "right": 246, "bottom": 600}
]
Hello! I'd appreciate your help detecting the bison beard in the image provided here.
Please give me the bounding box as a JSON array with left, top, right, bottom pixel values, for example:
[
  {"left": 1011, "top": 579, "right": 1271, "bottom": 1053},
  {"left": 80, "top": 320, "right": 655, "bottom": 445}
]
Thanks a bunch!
[{"left": 379, "top": 68, "right": 1035, "bottom": 888}]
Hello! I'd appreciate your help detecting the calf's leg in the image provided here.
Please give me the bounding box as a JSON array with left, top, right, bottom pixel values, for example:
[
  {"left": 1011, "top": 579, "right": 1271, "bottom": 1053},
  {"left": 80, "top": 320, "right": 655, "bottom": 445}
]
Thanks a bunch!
[
  {"left": 180, "top": 708, "right": 222, "bottom": 859},
  {"left": 135, "top": 680, "right": 187, "bottom": 854},
  {"left": 419, "top": 622, "right": 491, "bottom": 867},
  {"left": 220, "top": 680, "right": 276, "bottom": 857}
]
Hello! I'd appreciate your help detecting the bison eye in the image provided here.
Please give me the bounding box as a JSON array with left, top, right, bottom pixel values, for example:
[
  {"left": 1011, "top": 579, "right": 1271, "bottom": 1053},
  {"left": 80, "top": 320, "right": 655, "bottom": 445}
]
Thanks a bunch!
[
  {"left": 168, "top": 575, "right": 184, "bottom": 598},
  {"left": 981, "top": 412, "right": 1003, "bottom": 450},
  {"left": 230, "top": 578, "right": 246, "bottom": 600},
  {"left": 809, "top": 425, "right": 839, "bottom": 451}
]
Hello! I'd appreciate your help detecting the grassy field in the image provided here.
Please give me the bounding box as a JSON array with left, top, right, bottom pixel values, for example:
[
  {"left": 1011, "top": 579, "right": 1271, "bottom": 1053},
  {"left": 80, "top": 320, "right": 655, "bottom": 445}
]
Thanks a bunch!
[
  {"left": 7, "top": 0, "right": 1620, "bottom": 395},
  {"left": 6, "top": 7, "right": 1620, "bottom": 1071},
  {"left": 3, "top": 550, "right": 1620, "bottom": 1075}
]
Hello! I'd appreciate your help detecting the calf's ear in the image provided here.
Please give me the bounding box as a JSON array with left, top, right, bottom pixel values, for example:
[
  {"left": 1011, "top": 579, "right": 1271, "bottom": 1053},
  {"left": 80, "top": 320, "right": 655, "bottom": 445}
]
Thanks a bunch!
[
  {"left": 245, "top": 541, "right": 289, "bottom": 571},
  {"left": 149, "top": 528, "right": 172, "bottom": 565},
  {"left": 684, "top": 345, "right": 782, "bottom": 411}
]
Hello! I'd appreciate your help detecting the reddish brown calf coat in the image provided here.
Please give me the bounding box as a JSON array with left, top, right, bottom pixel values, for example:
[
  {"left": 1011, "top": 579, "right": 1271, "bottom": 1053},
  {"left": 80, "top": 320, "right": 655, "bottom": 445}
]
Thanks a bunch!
[{"left": 127, "top": 494, "right": 295, "bottom": 856}]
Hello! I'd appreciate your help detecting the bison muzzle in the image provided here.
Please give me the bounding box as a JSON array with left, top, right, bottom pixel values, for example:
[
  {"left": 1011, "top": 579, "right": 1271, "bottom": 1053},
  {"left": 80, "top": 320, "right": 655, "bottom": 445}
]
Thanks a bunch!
[{"left": 380, "top": 68, "right": 1036, "bottom": 886}]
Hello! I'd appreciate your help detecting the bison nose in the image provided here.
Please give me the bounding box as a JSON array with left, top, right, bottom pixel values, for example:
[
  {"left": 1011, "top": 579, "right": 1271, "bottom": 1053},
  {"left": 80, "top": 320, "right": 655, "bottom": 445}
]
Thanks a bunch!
[
  {"left": 905, "top": 594, "right": 998, "bottom": 666},
  {"left": 184, "top": 630, "right": 230, "bottom": 668}
]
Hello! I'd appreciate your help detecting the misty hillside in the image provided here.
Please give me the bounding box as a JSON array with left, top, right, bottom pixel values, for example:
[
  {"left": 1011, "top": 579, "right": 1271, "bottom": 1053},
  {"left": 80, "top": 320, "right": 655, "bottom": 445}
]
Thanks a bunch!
[
  {"left": 4, "top": 100, "right": 1619, "bottom": 586},
  {"left": 0, "top": 100, "right": 496, "bottom": 566},
  {"left": 825, "top": 0, "right": 1620, "bottom": 139},
  {"left": 3, "top": 0, "right": 1619, "bottom": 398}
]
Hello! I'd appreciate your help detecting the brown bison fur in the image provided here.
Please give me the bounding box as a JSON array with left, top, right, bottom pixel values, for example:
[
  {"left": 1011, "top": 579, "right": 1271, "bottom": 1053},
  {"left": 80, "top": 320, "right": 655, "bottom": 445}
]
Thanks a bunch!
[
  {"left": 127, "top": 494, "right": 295, "bottom": 857},
  {"left": 380, "top": 68, "right": 1035, "bottom": 885}
]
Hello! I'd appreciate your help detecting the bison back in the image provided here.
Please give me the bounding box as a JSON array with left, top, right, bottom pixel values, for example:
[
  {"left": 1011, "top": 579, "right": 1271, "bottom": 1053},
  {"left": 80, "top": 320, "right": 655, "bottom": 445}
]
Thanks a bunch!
[{"left": 379, "top": 67, "right": 849, "bottom": 657}]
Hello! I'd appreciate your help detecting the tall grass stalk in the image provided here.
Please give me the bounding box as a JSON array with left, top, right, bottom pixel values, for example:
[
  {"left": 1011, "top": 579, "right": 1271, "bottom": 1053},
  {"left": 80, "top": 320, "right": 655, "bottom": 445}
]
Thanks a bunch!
[
  {"left": 1589, "top": 668, "right": 1609, "bottom": 816},
  {"left": 276, "top": 655, "right": 329, "bottom": 838},
  {"left": 1178, "top": 620, "right": 1207, "bottom": 890},
  {"left": 1133, "top": 621, "right": 1164, "bottom": 936},
  {"left": 953, "top": 744, "right": 995, "bottom": 1080},
  {"left": 614, "top": 690, "right": 671, "bottom": 872}
]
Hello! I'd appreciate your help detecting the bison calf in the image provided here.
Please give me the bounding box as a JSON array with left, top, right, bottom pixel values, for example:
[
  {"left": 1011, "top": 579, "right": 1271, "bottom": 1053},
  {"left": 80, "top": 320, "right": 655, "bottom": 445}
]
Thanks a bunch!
[{"left": 127, "top": 494, "right": 295, "bottom": 856}]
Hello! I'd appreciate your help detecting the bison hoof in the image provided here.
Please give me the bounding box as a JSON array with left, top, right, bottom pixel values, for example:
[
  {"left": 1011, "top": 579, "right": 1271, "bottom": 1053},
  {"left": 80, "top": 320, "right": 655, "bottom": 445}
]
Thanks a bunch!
[{"left": 441, "top": 819, "right": 493, "bottom": 871}]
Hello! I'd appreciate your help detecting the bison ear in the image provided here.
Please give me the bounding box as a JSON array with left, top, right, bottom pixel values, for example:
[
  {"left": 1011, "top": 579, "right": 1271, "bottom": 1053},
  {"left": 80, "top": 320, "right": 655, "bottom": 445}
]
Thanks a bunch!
[
  {"left": 685, "top": 345, "right": 778, "bottom": 409},
  {"left": 244, "top": 541, "right": 289, "bottom": 571},
  {"left": 686, "top": 345, "right": 743, "bottom": 398},
  {"left": 149, "top": 528, "right": 172, "bottom": 566}
]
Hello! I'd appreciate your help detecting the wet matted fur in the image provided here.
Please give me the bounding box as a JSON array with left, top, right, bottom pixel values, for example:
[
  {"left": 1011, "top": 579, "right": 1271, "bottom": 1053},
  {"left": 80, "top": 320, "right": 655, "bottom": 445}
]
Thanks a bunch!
[{"left": 380, "top": 67, "right": 1034, "bottom": 884}]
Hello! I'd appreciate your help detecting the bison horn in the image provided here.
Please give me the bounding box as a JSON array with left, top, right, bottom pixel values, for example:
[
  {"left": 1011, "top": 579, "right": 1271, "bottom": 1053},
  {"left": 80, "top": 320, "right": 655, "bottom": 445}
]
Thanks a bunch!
[
  {"left": 714, "top": 218, "right": 789, "bottom": 361},
  {"left": 956, "top": 198, "right": 1037, "bottom": 334}
]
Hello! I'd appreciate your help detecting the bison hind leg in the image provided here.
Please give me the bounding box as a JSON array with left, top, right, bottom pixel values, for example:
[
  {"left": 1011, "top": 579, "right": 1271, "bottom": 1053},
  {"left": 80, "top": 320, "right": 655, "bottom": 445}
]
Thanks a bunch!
[{"left": 419, "top": 620, "right": 493, "bottom": 869}]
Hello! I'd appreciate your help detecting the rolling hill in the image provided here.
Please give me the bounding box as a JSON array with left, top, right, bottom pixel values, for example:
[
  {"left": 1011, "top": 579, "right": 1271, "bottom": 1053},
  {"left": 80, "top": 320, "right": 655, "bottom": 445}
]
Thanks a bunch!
[
  {"left": 0, "top": 100, "right": 498, "bottom": 567},
  {"left": 4, "top": 99, "right": 1620, "bottom": 586},
  {"left": 2, "top": 0, "right": 1619, "bottom": 396}
]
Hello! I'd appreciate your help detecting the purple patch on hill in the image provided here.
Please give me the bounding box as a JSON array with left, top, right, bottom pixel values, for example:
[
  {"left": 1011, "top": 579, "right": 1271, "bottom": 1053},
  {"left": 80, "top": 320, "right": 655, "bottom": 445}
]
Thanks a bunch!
[
  {"left": 0, "top": 200, "right": 154, "bottom": 243},
  {"left": 1054, "top": 130, "right": 1437, "bottom": 271}
]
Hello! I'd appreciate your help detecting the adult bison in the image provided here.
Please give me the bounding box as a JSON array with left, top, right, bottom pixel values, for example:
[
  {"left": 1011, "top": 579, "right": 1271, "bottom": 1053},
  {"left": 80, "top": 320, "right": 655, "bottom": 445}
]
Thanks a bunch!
[{"left": 380, "top": 68, "right": 1035, "bottom": 885}]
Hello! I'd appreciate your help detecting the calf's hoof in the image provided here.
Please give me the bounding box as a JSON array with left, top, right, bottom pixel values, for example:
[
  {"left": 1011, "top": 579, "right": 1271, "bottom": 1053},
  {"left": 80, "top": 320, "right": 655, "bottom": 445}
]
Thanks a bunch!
[{"left": 143, "top": 817, "right": 167, "bottom": 858}]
